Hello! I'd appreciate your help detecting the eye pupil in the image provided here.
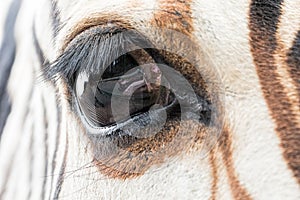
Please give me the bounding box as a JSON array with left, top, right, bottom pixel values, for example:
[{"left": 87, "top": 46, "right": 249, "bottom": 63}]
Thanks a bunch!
[{"left": 75, "top": 51, "right": 174, "bottom": 127}]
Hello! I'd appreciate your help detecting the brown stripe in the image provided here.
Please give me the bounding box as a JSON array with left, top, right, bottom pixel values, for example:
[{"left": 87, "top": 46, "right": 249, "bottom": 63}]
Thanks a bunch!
[
  {"left": 209, "top": 150, "right": 218, "bottom": 200},
  {"left": 249, "top": 0, "right": 300, "bottom": 184},
  {"left": 286, "top": 30, "right": 300, "bottom": 107},
  {"left": 151, "top": 0, "right": 193, "bottom": 36},
  {"left": 218, "top": 127, "right": 252, "bottom": 200}
]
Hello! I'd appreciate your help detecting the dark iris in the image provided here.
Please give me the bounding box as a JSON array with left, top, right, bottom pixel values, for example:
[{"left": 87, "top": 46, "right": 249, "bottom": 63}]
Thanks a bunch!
[{"left": 75, "top": 52, "right": 174, "bottom": 127}]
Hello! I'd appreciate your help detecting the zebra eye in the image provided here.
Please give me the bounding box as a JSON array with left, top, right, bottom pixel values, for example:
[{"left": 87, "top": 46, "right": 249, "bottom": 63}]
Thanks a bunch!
[{"left": 75, "top": 50, "right": 175, "bottom": 129}]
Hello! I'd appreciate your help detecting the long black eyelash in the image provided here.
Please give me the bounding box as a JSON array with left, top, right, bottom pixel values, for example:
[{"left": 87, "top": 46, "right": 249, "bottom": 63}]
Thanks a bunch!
[
  {"left": 42, "top": 26, "right": 152, "bottom": 86},
  {"left": 43, "top": 31, "right": 109, "bottom": 84}
]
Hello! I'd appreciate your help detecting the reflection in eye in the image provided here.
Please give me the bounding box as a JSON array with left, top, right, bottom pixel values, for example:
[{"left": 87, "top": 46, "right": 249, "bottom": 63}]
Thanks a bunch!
[{"left": 75, "top": 50, "right": 175, "bottom": 127}]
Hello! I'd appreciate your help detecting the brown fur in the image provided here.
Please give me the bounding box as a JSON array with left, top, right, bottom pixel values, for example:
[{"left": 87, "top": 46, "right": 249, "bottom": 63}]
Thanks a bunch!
[{"left": 151, "top": 0, "right": 193, "bottom": 36}]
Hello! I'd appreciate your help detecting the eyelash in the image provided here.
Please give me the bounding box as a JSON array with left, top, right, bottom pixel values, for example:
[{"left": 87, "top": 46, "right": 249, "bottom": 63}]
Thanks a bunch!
[{"left": 46, "top": 30, "right": 135, "bottom": 87}]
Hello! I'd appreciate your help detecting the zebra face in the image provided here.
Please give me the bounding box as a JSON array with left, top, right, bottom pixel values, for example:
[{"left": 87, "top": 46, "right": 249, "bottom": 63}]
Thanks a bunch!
[{"left": 0, "top": 0, "right": 299, "bottom": 199}]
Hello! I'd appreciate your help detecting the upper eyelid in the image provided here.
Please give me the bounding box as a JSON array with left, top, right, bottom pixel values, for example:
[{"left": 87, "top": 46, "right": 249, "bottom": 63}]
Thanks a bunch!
[
  {"left": 61, "top": 17, "right": 133, "bottom": 52},
  {"left": 62, "top": 24, "right": 127, "bottom": 52}
]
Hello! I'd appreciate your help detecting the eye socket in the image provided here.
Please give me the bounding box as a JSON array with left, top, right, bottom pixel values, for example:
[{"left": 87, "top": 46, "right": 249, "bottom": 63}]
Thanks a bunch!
[{"left": 75, "top": 50, "right": 175, "bottom": 128}]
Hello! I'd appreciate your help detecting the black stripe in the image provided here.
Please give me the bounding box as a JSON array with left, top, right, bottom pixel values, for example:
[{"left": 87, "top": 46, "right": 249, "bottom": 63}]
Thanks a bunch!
[
  {"left": 32, "top": 24, "right": 48, "bottom": 66},
  {"left": 27, "top": 124, "right": 34, "bottom": 200},
  {"left": 249, "top": 0, "right": 283, "bottom": 51},
  {"left": 41, "top": 96, "right": 49, "bottom": 200},
  {"left": 33, "top": 10, "right": 62, "bottom": 200},
  {"left": 48, "top": 95, "right": 61, "bottom": 200},
  {"left": 50, "top": 0, "right": 61, "bottom": 39},
  {"left": 32, "top": 16, "right": 53, "bottom": 200},
  {"left": 286, "top": 29, "right": 300, "bottom": 105},
  {"left": 53, "top": 130, "right": 69, "bottom": 199},
  {"left": 0, "top": 93, "right": 11, "bottom": 137},
  {"left": 0, "top": 0, "right": 22, "bottom": 138},
  {"left": 0, "top": 84, "right": 34, "bottom": 199}
]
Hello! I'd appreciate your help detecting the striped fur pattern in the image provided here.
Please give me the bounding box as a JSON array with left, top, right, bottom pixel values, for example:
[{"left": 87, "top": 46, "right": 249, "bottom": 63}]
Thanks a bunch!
[{"left": 0, "top": 0, "right": 299, "bottom": 199}]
